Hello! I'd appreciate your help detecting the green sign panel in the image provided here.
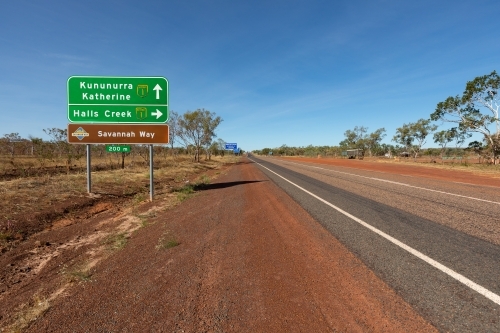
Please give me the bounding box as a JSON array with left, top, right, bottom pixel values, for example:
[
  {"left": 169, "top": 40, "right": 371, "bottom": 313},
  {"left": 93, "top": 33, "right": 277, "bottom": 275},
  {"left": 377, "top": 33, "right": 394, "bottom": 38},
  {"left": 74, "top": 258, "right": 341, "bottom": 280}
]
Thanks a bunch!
[
  {"left": 67, "top": 76, "right": 168, "bottom": 123},
  {"left": 106, "top": 145, "right": 131, "bottom": 153}
]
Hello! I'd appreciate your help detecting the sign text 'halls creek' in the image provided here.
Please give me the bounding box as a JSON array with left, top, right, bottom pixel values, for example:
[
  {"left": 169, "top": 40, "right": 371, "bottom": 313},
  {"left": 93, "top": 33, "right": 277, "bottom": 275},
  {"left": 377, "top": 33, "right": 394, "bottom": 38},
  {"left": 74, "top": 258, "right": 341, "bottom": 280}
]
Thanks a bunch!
[{"left": 67, "top": 76, "right": 169, "bottom": 124}]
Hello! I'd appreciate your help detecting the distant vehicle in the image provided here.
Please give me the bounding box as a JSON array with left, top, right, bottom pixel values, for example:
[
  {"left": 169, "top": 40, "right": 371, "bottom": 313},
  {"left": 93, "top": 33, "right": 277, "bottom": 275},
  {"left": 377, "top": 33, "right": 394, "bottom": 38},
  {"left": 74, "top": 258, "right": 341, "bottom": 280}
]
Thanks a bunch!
[{"left": 346, "top": 149, "right": 364, "bottom": 159}]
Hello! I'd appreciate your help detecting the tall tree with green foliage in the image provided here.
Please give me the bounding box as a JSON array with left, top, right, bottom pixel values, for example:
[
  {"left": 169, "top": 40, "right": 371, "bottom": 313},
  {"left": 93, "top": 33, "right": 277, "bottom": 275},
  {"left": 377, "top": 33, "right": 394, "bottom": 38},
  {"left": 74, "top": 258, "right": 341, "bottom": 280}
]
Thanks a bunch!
[
  {"left": 365, "top": 128, "right": 386, "bottom": 157},
  {"left": 340, "top": 126, "right": 368, "bottom": 150},
  {"left": 178, "top": 109, "right": 222, "bottom": 162},
  {"left": 393, "top": 119, "right": 437, "bottom": 160},
  {"left": 216, "top": 138, "right": 226, "bottom": 157},
  {"left": 433, "top": 129, "right": 454, "bottom": 159},
  {"left": 431, "top": 71, "right": 500, "bottom": 163}
]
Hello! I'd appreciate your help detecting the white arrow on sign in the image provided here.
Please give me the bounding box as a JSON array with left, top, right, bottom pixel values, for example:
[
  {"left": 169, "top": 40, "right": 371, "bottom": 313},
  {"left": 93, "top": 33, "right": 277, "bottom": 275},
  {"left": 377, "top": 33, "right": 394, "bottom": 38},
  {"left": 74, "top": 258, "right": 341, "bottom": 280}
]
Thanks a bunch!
[
  {"left": 153, "top": 84, "right": 162, "bottom": 99},
  {"left": 152, "top": 109, "right": 163, "bottom": 119}
]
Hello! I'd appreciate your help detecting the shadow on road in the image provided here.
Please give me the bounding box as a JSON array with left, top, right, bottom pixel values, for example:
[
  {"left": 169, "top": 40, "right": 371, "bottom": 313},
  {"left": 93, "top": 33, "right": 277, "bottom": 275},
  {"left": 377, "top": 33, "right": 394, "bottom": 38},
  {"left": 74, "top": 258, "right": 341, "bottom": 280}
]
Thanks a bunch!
[{"left": 194, "top": 180, "right": 266, "bottom": 191}]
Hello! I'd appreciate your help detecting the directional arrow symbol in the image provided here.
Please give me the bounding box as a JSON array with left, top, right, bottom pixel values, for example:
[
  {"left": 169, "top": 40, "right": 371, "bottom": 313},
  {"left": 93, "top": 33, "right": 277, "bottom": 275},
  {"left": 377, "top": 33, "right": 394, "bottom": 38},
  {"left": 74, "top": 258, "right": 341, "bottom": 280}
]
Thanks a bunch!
[
  {"left": 153, "top": 84, "right": 162, "bottom": 99},
  {"left": 152, "top": 109, "right": 163, "bottom": 119}
]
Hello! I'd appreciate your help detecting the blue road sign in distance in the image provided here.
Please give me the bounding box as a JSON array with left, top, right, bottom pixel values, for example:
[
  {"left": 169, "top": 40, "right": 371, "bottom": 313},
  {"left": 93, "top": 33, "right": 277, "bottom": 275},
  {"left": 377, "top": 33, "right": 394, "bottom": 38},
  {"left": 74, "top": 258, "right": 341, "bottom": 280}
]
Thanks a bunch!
[{"left": 225, "top": 143, "right": 237, "bottom": 150}]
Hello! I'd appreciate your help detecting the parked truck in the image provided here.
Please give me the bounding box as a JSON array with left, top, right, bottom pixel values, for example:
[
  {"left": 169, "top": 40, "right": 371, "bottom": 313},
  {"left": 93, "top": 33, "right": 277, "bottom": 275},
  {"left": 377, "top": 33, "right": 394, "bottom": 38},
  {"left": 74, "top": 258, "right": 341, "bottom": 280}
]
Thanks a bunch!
[{"left": 345, "top": 149, "right": 364, "bottom": 159}]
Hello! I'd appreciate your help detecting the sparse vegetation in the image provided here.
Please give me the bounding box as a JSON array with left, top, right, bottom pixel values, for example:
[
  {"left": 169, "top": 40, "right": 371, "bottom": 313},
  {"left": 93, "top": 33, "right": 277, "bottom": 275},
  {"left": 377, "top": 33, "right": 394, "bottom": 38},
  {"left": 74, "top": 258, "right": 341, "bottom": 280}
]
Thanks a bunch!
[
  {"left": 104, "top": 232, "right": 128, "bottom": 250},
  {"left": 0, "top": 231, "right": 14, "bottom": 243},
  {"left": 156, "top": 231, "right": 180, "bottom": 250},
  {"left": 174, "top": 184, "right": 196, "bottom": 202},
  {"left": 133, "top": 193, "right": 147, "bottom": 205},
  {"left": 0, "top": 146, "right": 237, "bottom": 330},
  {"left": 61, "top": 263, "right": 93, "bottom": 283},
  {"left": 136, "top": 211, "right": 157, "bottom": 228},
  {"left": 199, "top": 174, "right": 211, "bottom": 185},
  {"left": 0, "top": 219, "right": 15, "bottom": 244},
  {"left": 0, "top": 154, "right": 234, "bottom": 253},
  {"left": 6, "top": 294, "right": 50, "bottom": 332}
]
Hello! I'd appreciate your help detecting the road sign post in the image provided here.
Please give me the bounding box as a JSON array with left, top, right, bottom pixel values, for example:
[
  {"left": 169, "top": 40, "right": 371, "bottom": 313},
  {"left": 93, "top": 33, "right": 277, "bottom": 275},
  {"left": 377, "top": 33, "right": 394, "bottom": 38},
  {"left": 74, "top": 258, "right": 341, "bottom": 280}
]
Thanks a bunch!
[
  {"left": 67, "top": 76, "right": 168, "bottom": 123},
  {"left": 150, "top": 144, "right": 154, "bottom": 201},
  {"left": 86, "top": 144, "right": 91, "bottom": 193}
]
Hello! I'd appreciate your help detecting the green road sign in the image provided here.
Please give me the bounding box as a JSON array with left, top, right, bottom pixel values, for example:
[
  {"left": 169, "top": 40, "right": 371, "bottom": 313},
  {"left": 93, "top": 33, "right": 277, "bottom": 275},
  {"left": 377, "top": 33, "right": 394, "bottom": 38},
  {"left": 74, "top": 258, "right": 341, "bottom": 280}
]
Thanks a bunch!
[
  {"left": 68, "top": 76, "right": 168, "bottom": 123},
  {"left": 106, "top": 145, "right": 131, "bottom": 153}
]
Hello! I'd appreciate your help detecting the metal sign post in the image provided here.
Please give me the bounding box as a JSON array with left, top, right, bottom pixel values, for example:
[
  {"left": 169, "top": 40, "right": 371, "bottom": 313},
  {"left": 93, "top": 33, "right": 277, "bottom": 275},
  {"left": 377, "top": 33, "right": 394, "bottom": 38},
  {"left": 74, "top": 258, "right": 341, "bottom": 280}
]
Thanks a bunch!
[
  {"left": 150, "top": 144, "right": 154, "bottom": 201},
  {"left": 87, "top": 144, "right": 91, "bottom": 193}
]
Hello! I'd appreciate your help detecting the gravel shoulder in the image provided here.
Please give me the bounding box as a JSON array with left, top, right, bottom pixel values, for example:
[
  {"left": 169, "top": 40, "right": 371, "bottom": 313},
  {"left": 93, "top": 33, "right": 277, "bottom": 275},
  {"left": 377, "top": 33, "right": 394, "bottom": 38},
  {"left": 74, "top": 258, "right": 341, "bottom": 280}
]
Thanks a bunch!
[{"left": 14, "top": 158, "right": 436, "bottom": 332}]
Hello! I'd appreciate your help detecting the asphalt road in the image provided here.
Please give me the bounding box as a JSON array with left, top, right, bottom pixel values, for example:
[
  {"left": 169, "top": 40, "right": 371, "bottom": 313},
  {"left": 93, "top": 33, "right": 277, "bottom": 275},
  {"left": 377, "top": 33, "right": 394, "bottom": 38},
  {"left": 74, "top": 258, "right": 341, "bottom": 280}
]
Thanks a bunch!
[{"left": 249, "top": 156, "right": 500, "bottom": 332}]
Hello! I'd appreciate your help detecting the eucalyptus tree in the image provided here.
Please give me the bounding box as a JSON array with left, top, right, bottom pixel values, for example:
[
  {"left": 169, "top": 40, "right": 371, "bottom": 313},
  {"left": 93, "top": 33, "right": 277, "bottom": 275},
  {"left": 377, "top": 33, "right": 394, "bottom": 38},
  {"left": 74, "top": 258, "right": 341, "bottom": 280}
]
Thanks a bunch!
[
  {"left": 433, "top": 129, "right": 454, "bottom": 160},
  {"left": 43, "top": 128, "right": 84, "bottom": 173},
  {"left": 431, "top": 71, "right": 500, "bottom": 162},
  {"left": 365, "top": 128, "right": 386, "bottom": 157},
  {"left": 168, "top": 110, "right": 180, "bottom": 156},
  {"left": 340, "top": 126, "right": 368, "bottom": 150},
  {"left": 29, "top": 136, "right": 54, "bottom": 167},
  {"left": 393, "top": 119, "right": 437, "bottom": 160},
  {"left": 178, "top": 109, "right": 222, "bottom": 162},
  {"left": 2, "top": 133, "right": 22, "bottom": 156},
  {"left": 216, "top": 138, "right": 227, "bottom": 157}
]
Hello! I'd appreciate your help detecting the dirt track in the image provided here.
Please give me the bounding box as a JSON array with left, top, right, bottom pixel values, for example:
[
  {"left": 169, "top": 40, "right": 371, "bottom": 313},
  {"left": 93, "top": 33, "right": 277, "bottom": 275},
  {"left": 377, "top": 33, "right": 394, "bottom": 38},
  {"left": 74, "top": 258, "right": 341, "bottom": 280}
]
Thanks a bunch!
[{"left": 1, "top": 158, "right": 438, "bottom": 332}]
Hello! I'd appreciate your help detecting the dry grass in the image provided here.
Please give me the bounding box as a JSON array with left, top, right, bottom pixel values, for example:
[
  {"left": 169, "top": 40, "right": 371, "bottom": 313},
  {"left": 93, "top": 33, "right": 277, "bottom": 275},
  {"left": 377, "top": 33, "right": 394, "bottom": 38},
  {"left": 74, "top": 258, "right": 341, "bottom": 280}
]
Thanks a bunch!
[
  {"left": 0, "top": 155, "right": 239, "bottom": 247},
  {"left": 0, "top": 173, "right": 88, "bottom": 225},
  {"left": 367, "top": 156, "right": 500, "bottom": 178},
  {"left": 103, "top": 232, "right": 129, "bottom": 251},
  {"left": 156, "top": 230, "right": 180, "bottom": 250},
  {"left": 4, "top": 294, "right": 50, "bottom": 333},
  {"left": 60, "top": 262, "right": 93, "bottom": 283},
  {"left": 173, "top": 184, "right": 196, "bottom": 202}
]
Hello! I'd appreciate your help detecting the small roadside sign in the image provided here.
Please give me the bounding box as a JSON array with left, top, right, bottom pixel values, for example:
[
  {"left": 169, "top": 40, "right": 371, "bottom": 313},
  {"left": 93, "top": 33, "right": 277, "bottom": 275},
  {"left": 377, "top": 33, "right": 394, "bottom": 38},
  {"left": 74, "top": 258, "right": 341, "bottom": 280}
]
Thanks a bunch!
[{"left": 106, "top": 145, "right": 131, "bottom": 153}]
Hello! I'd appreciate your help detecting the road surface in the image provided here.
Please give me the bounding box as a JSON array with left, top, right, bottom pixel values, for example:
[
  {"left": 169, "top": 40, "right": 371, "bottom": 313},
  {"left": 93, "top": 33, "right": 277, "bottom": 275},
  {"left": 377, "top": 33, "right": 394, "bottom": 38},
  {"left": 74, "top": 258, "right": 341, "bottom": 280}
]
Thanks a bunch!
[{"left": 250, "top": 155, "right": 500, "bottom": 332}]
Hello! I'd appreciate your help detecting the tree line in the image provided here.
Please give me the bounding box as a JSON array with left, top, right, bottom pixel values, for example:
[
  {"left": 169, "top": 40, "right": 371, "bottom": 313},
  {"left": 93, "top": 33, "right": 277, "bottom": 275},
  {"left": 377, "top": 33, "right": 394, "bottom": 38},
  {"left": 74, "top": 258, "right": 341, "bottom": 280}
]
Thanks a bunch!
[
  {"left": 0, "top": 108, "right": 226, "bottom": 172},
  {"left": 254, "top": 71, "right": 500, "bottom": 163}
]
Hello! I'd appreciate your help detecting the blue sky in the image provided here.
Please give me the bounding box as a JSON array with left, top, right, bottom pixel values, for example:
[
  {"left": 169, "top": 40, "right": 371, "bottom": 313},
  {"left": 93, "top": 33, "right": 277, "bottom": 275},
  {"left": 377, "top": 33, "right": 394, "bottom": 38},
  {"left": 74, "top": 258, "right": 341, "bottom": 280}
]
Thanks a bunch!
[{"left": 1, "top": 0, "right": 499, "bottom": 151}]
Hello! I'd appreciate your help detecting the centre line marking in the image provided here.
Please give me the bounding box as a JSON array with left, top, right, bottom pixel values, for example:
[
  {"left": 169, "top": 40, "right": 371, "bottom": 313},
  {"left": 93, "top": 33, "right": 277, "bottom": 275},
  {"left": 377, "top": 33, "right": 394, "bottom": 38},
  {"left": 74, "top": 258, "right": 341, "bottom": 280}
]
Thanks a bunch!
[
  {"left": 284, "top": 161, "right": 500, "bottom": 205},
  {"left": 251, "top": 158, "right": 500, "bottom": 306}
]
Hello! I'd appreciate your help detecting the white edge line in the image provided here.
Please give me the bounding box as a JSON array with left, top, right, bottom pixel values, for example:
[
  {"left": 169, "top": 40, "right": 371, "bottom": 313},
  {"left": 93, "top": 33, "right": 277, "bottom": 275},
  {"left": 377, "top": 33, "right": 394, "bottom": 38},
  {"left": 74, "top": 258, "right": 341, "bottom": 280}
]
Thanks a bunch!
[
  {"left": 251, "top": 158, "right": 500, "bottom": 306},
  {"left": 285, "top": 161, "right": 500, "bottom": 205}
]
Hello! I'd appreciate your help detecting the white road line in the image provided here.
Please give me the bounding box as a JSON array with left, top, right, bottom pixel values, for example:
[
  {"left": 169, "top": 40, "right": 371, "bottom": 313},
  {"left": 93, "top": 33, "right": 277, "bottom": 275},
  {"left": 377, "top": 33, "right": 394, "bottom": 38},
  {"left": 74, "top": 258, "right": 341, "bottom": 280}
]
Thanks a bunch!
[
  {"left": 252, "top": 158, "right": 500, "bottom": 306},
  {"left": 284, "top": 161, "right": 500, "bottom": 205}
]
